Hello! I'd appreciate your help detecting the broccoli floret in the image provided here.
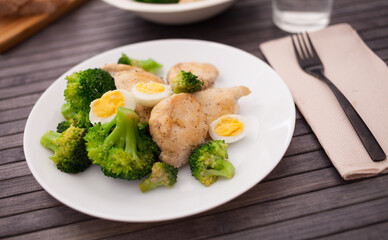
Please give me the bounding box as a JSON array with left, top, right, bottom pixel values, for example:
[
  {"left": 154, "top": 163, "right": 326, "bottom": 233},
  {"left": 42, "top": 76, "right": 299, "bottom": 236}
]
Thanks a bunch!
[
  {"left": 134, "top": 0, "right": 179, "bottom": 4},
  {"left": 139, "top": 162, "right": 178, "bottom": 192},
  {"left": 56, "top": 120, "right": 71, "bottom": 133},
  {"left": 189, "top": 140, "right": 235, "bottom": 186},
  {"left": 40, "top": 126, "right": 91, "bottom": 173},
  {"left": 118, "top": 53, "right": 162, "bottom": 74},
  {"left": 63, "top": 68, "right": 116, "bottom": 128},
  {"left": 170, "top": 70, "right": 204, "bottom": 94},
  {"left": 84, "top": 107, "right": 160, "bottom": 180}
]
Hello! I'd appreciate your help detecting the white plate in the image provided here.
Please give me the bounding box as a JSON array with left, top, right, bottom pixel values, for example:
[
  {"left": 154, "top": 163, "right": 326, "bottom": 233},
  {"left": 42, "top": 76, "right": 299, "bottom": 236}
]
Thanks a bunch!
[
  {"left": 24, "top": 39, "right": 295, "bottom": 222},
  {"left": 101, "top": 0, "right": 235, "bottom": 25}
]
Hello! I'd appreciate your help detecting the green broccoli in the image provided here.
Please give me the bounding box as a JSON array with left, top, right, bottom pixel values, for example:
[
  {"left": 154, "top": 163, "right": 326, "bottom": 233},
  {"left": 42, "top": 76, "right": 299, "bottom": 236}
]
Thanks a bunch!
[
  {"left": 139, "top": 162, "right": 178, "bottom": 192},
  {"left": 134, "top": 0, "right": 179, "bottom": 4},
  {"left": 40, "top": 126, "right": 92, "bottom": 173},
  {"left": 56, "top": 120, "right": 71, "bottom": 133},
  {"left": 63, "top": 68, "right": 116, "bottom": 128},
  {"left": 84, "top": 107, "right": 160, "bottom": 180},
  {"left": 170, "top": 70, "right": 204, "bottom": 94},
  {"left": 189, "top": 140, "right": 235, "bottom": 186},
  {"left": 118, "top": 53, "right": 162, "bottom": 74}
]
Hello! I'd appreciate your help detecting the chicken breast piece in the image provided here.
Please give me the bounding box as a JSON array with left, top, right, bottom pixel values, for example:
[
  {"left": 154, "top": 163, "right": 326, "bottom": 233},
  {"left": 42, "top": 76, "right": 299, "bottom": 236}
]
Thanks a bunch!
[
  {"left": 193, "top": 86, "right": 251, "bottom": 124},
  {"left": 102, "top": 63, "right": 165, "bottom": 121},
  {"left": 102, "top": 63, "right": 165, "bottom": 90},
  {"left": 167, "top": 62, "right": 218, "bottom": 90},
  {"left": 149, "top": 93, "right": 208, "bottom": 168}
]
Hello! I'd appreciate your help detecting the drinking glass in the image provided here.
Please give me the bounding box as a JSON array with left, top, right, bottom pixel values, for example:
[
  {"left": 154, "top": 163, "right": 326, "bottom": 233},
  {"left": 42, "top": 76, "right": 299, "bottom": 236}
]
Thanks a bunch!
[{"left": 272, "top": 0, "right": 333, "bottom": 33}]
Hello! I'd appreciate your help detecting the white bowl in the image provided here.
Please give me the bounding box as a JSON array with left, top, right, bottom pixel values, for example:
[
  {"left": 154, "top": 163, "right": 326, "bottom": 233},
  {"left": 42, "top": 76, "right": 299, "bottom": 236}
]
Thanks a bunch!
[{"left": 101, "top": 0, "right": 236, "bottom": 25}]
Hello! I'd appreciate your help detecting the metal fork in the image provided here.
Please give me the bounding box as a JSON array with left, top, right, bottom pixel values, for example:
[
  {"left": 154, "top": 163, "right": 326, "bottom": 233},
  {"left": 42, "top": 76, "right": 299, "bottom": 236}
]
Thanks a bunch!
[{"left": 291, "top": 33, "right": 386, "bottom": 162}]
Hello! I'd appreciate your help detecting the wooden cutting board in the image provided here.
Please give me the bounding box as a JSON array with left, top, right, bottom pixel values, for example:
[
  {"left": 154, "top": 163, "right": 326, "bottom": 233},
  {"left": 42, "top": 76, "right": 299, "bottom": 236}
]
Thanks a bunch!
[{"left": 0, "top": 0, "right": 89, "bottom": 53}]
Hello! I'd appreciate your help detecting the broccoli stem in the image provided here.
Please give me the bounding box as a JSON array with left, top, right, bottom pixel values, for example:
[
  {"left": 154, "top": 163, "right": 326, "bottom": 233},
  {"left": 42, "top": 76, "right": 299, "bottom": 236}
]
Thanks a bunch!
[
  {"left": 103, "top": 107, "right": 140, "bottom": 160},
  {"left": 40, "top": 131, "right": 61, "bottom": 157},
  {"left": 139, "top": 179, "right": 161, "bottom": 192},
  {"left": 61, "top": 102, "right": 76, "bottom": 120},
  {"left": 207, "top": 160, "right": 235, "bottom": 179}
]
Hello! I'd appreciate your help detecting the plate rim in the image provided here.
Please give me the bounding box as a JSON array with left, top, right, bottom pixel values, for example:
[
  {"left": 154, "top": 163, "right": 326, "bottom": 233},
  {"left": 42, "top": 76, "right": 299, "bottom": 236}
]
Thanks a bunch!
[
  {"left": 101, "top": 0, "right": 235, "bottom": 13},
  {"left": 23, "top": 39, "right": 295, "bottom": 222}
]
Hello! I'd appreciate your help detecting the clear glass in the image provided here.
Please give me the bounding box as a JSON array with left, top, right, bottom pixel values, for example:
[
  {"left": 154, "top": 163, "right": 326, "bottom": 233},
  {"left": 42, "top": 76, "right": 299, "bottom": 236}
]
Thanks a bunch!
[{"left": 272, "top": 0, "right": 333, "bottom": 33}]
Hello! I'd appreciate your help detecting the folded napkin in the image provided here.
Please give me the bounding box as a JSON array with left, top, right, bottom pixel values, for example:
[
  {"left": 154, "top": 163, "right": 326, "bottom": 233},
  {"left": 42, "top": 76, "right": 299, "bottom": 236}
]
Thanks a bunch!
[{"left": 260, "top": 23, "right": 388, "bottom": 180}]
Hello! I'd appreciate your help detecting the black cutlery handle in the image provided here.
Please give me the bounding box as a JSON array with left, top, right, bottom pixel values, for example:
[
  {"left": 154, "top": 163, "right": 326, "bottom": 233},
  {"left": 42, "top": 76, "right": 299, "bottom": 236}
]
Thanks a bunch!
[{"left": 315, "top": 72, "right": 386, "bottom": 161}]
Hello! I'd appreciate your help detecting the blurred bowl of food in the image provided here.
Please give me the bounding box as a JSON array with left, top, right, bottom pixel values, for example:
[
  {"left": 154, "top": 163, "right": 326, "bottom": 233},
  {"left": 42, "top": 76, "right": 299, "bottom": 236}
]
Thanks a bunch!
[{"left": 100, "top": 0, "right": 236, "bottom": 25}]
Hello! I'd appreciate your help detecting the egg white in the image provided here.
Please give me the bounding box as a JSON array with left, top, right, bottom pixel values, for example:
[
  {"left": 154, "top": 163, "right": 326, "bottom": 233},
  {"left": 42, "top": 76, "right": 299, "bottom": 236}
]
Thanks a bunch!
[
  {"left": 132, "top": 82, "right": 173, "bottom": 107},
  {"left": 89, "top": 89, "right": 136, "bottom": 125},
  {"left": 209, "top": 114, "right": 249, "bottom": 144}
]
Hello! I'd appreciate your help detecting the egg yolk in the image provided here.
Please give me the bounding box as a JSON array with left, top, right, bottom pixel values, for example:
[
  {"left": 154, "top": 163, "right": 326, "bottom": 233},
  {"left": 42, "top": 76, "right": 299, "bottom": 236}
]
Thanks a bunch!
[
  {"left": 92, "top": 91, "right": 125, "bottom": 118},
  {"left": 136, "top": 82, "right": 165, "bottom": 94},
  {"left": 214, "top": 116, "right": 244, "bottom": 137}
]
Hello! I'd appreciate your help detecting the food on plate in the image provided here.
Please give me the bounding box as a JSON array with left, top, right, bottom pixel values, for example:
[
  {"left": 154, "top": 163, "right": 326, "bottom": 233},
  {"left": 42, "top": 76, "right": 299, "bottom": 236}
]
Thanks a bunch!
[
  {"left": 102, "top": 63, "right": 166, "bottom": 121},
  {"left": 84, "top": 107, "right": 160, "bottom": 180},
  {"left": 209, "top": 114, "right": 249, "bottom": 143},
  {"left": 101, "top": 63, "right": 164, "bottom": 90},
  {"left": 40, "top": 126, "right": 92, "bottom": 173},
  {"left": 149, "top": 93, "right": 208, "bottom": 168},
  {"left": 135, "top": 105, "right": 153, "bottom": 122},
  {"left": 139, "top": 162, "right": 178, "bottom": 192},
  {"left": 132, "top": 82, "right": 173, "bottom": 107},
  {"left": 56, "top": 120, "right": 71, "bottom": 133},
  {"left": 169, "top": 70, "right": 204, "bottom": 94},
  {"left": 193, "top": 86, "right": 251, "bottom": 125},
  {"left": 167, "top": 62, "right": 218, "bottom": 91},
  {"left": 189, "top": 140, "right": 234, "bottom": 186},
  {"left": 62, "top": 68, "right": 116, "bottom": 128},
  {"left": 118, "top": 53, "right": 162, "bottom": 74},
  {"left": 89, "top": 89, "right": 136, "bottom": 125},
  {"left": 40, "top": 53, "right": 253, "bottom": 193}
]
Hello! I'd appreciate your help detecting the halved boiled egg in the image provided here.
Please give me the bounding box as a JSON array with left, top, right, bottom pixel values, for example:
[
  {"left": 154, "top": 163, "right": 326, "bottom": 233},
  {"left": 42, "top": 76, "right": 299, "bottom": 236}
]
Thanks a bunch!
[
  {"left": 132, "top": 82, "right": 173, "bottom": 107},
  {"left": 89, "top": 89, "right": 136, "bottom": 125},
  {"left": 209, "top": 114, "right": 249, "bottom": 144}
]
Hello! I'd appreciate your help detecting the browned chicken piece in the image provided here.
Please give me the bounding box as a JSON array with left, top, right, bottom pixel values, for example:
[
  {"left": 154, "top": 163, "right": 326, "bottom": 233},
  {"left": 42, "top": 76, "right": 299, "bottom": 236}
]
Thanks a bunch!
[
  {"left": 102, "top": 63, "right": 165, "bottom": 90},
  {"left": 166, "top": 62, "right": 219, "bottom": 90},
  {"left": 134, "top": 105, "right": 152, "bottom": 122},
  {"left": 193, "top": 86, "right": 251, "bottom": 124},
  {"left": 149, "top": 93, "right": 208, "bottom": 168},
  {"left": 102, "top": 63, "right": 165, "bottom": 121}
]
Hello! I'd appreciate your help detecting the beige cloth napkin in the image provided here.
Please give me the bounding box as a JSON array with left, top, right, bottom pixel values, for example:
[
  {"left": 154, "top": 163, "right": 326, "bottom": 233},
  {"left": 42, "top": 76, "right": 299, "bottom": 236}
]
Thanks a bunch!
[{"left": 260, "top": 23, "right": 388, "bottom": 180}]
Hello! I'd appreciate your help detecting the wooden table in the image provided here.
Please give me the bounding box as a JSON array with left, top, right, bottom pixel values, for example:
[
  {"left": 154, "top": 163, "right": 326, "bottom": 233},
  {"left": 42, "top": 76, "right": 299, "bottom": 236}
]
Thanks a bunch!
[{"left": 1, "top": 0, "right": 388, "bottom": 239}]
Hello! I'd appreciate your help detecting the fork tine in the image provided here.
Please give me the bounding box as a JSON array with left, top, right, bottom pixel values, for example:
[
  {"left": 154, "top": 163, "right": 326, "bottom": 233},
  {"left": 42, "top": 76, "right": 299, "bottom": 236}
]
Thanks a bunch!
[
  {"left": 291, "top": 35, "right": 303, "bottom": 64},
  {"left": 306, "top": 33, "right": 320, "bottom": 61},
  {"left": 298, "top": 33, "right": 312, "bottom": 59},
  {"left": 296, "top": 33, "right": 308, "bottom": 59}
]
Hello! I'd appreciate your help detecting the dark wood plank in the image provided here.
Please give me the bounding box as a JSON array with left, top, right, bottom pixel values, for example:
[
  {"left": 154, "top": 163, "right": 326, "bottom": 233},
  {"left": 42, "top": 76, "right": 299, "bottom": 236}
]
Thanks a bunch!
[
  {"left": 284, "top": 133, "right": 322, "bottom": 156},
  {"left": 0, "top": 133, "right": 23, "bottom": 151},
  {"left": 0, "top": 80, "right": 52, "bottom": 101},
  {"left": 210, "top": 197, "right": 388, "bottom": 240},
  {"left": 0, "top": 175, "right": 42, "bottom": 199},
  {"left": 0, "top": 94, "right": 40, "bottom": 112},
  {"left": 0, "top": 190, "right": 60, "bottom": 218},
  {"left": 317, "top": 221, "right": 388, "bottom": 240},
  {"left": 0, "top": 161, "right": 28, "bottom": 181},
  {"left": 7, "top": 175, "right": 387, "bottom": 240},
  {"left": 0, "top": 147, "right": 25, "bottom": 165},
  {"left": 0, "top": 119, "right": 26, "bottom": 137},
  {"left": 0, "top": 106, "right": 33, "bottom": 123}
]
